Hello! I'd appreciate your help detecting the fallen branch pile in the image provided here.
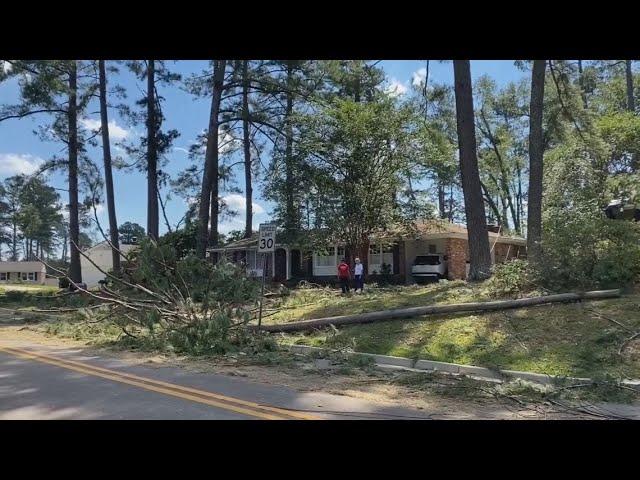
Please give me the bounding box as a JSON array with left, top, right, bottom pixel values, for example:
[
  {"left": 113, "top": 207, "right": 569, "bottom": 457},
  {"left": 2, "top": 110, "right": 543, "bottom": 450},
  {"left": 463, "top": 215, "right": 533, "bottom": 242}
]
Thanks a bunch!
[{"left": 32, "top": 239, "right": 261, "bottom": 344}]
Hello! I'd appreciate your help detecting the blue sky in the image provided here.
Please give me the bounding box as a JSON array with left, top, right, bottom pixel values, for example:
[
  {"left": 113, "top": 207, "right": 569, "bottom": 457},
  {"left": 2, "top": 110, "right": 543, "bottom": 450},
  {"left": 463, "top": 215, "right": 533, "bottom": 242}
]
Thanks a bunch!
[{"left": 0, "top": 60, "right": 528, "bottom": 243}]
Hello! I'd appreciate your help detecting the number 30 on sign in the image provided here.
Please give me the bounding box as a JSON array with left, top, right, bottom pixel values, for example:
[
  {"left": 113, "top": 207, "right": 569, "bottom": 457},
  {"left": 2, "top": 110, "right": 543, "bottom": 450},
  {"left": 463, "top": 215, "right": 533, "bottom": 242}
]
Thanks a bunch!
[{"left": 258, "top": 223, "right": 276, "bottom": 252}]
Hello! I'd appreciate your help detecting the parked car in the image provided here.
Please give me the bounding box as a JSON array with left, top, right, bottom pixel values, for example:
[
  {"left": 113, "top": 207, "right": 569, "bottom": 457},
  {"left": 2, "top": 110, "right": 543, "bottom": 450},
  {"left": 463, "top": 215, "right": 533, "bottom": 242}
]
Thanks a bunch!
[{"left": 411, "top": 254, "right": 448, "bottom": 283}]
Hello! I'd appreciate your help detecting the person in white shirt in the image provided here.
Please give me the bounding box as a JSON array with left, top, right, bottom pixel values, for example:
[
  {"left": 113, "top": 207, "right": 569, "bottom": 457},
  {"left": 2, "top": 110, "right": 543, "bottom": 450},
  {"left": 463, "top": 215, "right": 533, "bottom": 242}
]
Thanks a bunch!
[{"left": 354, "top": 257, "right": 364, "bottom": 293}]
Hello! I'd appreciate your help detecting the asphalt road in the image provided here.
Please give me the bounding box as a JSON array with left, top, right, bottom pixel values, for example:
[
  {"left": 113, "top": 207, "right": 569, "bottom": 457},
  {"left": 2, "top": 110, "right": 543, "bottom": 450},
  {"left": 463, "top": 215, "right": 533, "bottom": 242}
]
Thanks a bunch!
[{"left": 0, "top": 343, "right": 433, "bottom": 420}]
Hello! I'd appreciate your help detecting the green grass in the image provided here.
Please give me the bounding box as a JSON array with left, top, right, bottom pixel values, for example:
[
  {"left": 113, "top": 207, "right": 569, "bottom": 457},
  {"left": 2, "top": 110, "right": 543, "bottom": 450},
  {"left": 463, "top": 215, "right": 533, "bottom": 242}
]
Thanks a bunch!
[
  {"left": 0, "top": 283, "right": 60, "bottom": 294},
  {"left": 273, "top": 284, "right": 640, "bottom": 379},
  {"left": 7, "top": 278, "right": 639, "bottom": 381},
  {"left": 266, "top": 280, "right": 481, "bottom": 324}
]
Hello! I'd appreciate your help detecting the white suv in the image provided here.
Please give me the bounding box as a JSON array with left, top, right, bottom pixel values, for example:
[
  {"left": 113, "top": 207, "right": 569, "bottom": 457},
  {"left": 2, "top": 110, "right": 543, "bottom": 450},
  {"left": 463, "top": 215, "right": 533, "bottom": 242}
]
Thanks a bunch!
[{"left": 411, "top": 254, "right": 448, "bottom": 282}]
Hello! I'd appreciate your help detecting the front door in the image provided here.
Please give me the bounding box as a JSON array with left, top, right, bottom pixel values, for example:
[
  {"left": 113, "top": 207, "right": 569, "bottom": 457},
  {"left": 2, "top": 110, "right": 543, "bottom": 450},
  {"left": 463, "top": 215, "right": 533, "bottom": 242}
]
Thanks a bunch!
[
  {"left": 274, "top": 248, "right": 287, "bottom": 281},
  {"left": 290, "top": 249, "right": 302, "bottom": 277}
]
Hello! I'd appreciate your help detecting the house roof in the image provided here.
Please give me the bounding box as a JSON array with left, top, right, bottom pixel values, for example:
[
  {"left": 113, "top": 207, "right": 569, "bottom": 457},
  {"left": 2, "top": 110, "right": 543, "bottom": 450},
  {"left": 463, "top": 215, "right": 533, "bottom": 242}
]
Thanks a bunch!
[
  {"left": 408, "top": 220, "right": 527, "bottom": 245},
  {"left": 82, "top": 241, "right": 139, "bottom": 255},
  {"left": 209, "top": 220, "right": 527, "bottom": 251},
  {"left": 0, "top": 261, "right": 46, "bottom": 273}
]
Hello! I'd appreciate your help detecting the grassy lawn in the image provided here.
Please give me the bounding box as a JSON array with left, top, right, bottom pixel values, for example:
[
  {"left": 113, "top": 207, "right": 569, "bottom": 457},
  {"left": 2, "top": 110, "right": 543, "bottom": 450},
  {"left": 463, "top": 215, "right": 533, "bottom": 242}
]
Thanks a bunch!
[
  {"left": 0, "top": 283, "right": 60, "bottom": 294},
  {"left": 271, "top": 283, "right": 640, "bottom": 379},
  {"left": 266, "top": 280, "right": 484, "bottom": 324},
  {"left": 4, "top": 279, "right": 639, "bottom": 380}
]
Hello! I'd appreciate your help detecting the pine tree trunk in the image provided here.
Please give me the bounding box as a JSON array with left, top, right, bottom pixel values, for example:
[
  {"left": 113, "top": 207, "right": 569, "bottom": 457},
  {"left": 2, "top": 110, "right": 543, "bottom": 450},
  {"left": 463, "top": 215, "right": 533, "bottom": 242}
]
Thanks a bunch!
[
  {"left": 517, "top": 167, "right": 523, "bottom": 234},
  {"left": 500, "top": 196, "right": 509, "bottom": 230},
  {"left": 209, "top": 188, "right": 218, "bottom": 247},
  {"left": 478, "top": 110, "right": 518, "bottom": 232},
  {"left": 284, "top": 61, "right": 296, "bottom": 236},
  {"left": 62, "top": 230, "right": 68, "bottom": 264},
  {"left": 242, "top": 60, "right": 253, "bottom": 239},
  {"left": 480, "top": 180, "right": 502, "bottom": 227},
  {"left": 438, "top": 182, "right": 446, "bottom": 219},
  {"left": 196, "top": 60, "right": 226, "bottom": 258},
  {"left": 453, "top": 60, "right": 492, "bottom": 280},
  {"left": 578, "top": 60, "right": 588, "bottom": 109},
  {"left": 448, "top": 185, "right": 454, "bottom": 222},
  {"left": 422, "top": 60, "right": 430, "bottom": 114},
  {"left": 626, "top": 60, "right": 635, "bottom": 113},
  {"left": 98, "top": 60, "right": 121, "bottom": 273},
  {"left": 527, "top": 60, "right": 546, "bottom": 263},
  {"left": 626, "top": 60, "right": 638, "bottom": 171},
  {"left": 11, "top": 222, "right": 17, "bottom": 260},
  {"left": 146, "top": 60, "right": 159, "bottom": 240},
  {"left": 68, "top": 61, "right": 82, "bottom": 283}
]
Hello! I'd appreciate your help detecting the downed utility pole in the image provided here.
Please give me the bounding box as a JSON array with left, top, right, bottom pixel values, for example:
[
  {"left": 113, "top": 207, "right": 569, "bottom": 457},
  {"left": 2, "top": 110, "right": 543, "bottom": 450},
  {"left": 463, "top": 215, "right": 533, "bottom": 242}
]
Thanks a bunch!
[{"left": 252, "top": 290, "right": 621, "bottom": 333}]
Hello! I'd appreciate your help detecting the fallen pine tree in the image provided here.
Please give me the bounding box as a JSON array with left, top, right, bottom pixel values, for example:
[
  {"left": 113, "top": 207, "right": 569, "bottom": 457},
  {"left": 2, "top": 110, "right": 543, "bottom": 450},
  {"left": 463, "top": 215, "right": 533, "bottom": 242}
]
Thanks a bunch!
[{"left": 251, "top": 290, "right": 622, "bottom": 333}]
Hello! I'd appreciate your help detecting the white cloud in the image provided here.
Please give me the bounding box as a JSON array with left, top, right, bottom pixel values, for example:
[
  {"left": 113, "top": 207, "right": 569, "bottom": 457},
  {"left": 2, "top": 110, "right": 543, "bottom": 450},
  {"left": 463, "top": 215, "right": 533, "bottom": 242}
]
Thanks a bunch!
[
  {"left": 219, "top": 131, "right": 240, "bottom": 155},
  {"left": 190, "top": 131, "right": 240, "bottom": 156},
  {"left": 80, "top": 118, "right": 130, "bottom": 141},
  {"left": 412, "top": 68, "right": 427, "bottom": 87},
  {"left": 1, "top": 61, "right": 12, "bottom": 74},
  {"left": 218, "top": 218, "right": 250, "bottom": 235},
  {"left": 0, "top": 153, "right": 44, "bottom": 176},
  {"left": 385, "top": 78, "right": 408, "bottom": 97},
  {"left": 222, "top": 193, "right": 264, "bottom": 214},
  {"left": 218, "top": 214, "right": 266, "bottom": 236},
  {"left": 173, "top": 147, "right": 189, "bottom": 154}
]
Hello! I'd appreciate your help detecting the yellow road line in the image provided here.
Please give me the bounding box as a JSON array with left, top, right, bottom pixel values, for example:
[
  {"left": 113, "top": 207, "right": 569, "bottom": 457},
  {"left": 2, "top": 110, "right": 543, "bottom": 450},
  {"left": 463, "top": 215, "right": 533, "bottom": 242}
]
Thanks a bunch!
[{"left": 0, "top": 346, "right": 318, "bottom": 420}]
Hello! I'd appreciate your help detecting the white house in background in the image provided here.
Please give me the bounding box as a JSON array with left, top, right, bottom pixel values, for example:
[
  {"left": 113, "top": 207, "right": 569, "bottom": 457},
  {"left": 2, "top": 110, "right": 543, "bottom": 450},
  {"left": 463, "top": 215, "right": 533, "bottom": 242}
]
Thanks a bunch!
[
  {"left": 0, "top": 261, "right": 47, "bottom": 285},
  {"left": 80, "top": 241, "right": 138, "bottom": 288}
]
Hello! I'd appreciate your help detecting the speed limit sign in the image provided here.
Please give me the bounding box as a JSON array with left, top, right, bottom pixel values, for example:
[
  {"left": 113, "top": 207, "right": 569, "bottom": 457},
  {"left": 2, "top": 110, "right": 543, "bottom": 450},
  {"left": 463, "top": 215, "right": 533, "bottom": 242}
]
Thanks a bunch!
[{"left": 258, "top": 223, "right": 276, "bottom": 253}]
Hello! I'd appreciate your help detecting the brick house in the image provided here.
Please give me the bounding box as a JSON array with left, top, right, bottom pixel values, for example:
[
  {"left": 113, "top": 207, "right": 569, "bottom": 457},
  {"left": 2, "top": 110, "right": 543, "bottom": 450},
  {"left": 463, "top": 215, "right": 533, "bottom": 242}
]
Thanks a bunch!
[
  {"left": 401, "top": 222, "right": 526, "bottom": 281},
  {"left": 208, "top": 221, "right": 526, "bottom": 284}
]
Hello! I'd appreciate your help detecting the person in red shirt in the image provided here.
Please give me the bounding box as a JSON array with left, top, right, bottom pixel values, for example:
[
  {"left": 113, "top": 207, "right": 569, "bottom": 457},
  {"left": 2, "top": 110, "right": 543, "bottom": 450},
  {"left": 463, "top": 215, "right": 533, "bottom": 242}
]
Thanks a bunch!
[{"left": 337, "top": 258, "right": 351, "bottom": 294}]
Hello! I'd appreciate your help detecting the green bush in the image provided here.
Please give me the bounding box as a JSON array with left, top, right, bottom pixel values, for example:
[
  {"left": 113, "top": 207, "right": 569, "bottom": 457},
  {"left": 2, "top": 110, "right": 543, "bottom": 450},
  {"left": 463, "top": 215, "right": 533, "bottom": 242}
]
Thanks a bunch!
[
  {"left": 2, "top": 290, "right": 27, "bottom": 303},
  {"left": 538, "top": 138, "right": 640, "bottom": 291},
  {"left": 484, "top": 259, "right": 536, "bottom": 298},
  {"left": 378, "top": 262, "right": 393, "bottom": 286},
  {"left": 539, "top": 208, "right": 640, "bottom": 291},
  {"left": 158, "top": 223, "right": 198, "bottom": 258}
]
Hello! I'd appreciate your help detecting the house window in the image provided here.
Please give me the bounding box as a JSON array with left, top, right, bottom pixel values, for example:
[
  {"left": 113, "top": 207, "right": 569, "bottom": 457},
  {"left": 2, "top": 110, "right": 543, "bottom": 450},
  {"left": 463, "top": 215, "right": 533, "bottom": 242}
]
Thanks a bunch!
[
  {"left": 21, "top": 272, "right": 27, "bottom": 281},
  {"left": 369, "top": 244, "right": 381, "bottom": 266},
  {"left": 428, "top": 244, "right": 437, "bottom": 254},
  {"left": 314, "top": 247, "right": 336, "bottom": 267},
  {"left": 381, "top": 245, "right": 394, "bottom": 266},
  {"left": 368, "top": 244, "right": 394, "bottom": 273},
  {"left": 28, "top": 272, "right": 35, "bottom": 281},
  {"left": 0, "top": 272, "right": 6, "bottom": 281},
  {"left": 246, "top": 250, "right": 257, "bottom": 270},
  {"left": 336, "top": 246, "right": 345, "bottom": 260}
]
